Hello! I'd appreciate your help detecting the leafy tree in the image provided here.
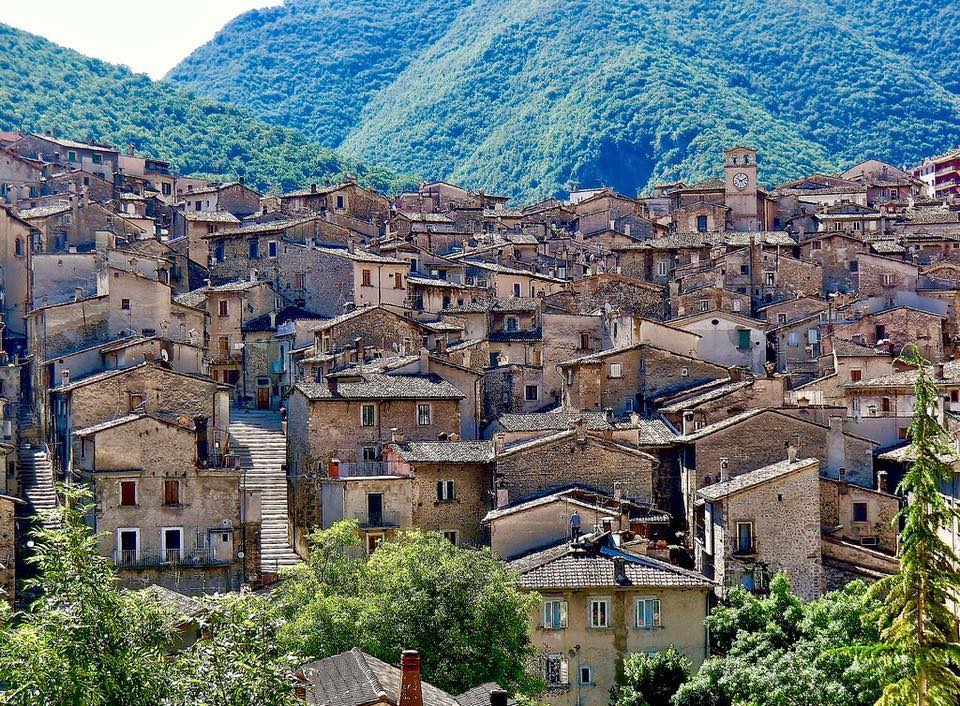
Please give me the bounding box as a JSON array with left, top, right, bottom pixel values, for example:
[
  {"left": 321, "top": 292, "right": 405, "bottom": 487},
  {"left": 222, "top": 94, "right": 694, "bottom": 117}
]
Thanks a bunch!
[
  {"left": 610, "top": 646, "right": 691, "bottom": 706},
  {"left": 673, "top": 575, "right": 901, "bottom": 706},
  {"left": 853, "top": 351, "right": 960, "bottom": 706},
  {"left": 0, "top": 484, "right": 175, "bottom": 705},
  {"left": 273, "top": 521, "right": 540, "bottom": 695},
  {"left": 167, "top": 593, "right": 301, "bottom": 706}
]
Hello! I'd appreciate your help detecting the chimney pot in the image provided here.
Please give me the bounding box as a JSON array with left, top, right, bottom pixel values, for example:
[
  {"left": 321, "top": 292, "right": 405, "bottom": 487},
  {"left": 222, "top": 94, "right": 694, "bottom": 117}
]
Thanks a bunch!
[
  {"left": 490, "top": 690, "right": 509, "bottom": 706},
  {"left": 399, "top": 650, "right": 423, "bottom": 706},
  {"left": 877, "top": 469, "right": 888, "bottom": 494},
  {"left": 613, "top": 556, "right": 627, "bottom": 584},
  {"left": 787, "top": 444, "right": 798, "bottom": 464},
  {"left": 682, "top": 410, "right": 695, "bottom": 436}
]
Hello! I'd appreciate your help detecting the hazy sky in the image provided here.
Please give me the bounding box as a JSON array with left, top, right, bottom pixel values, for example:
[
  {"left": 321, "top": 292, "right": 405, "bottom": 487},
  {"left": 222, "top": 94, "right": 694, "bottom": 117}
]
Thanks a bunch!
[{"left": 3, "top": 1, "right": 281, "bottom": 79}]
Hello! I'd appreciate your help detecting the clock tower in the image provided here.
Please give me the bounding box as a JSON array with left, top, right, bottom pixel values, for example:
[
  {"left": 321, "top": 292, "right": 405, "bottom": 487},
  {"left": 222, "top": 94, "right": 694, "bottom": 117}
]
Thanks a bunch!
[{"left": 724, "top": 146, "right": 760, "bottom": 232}]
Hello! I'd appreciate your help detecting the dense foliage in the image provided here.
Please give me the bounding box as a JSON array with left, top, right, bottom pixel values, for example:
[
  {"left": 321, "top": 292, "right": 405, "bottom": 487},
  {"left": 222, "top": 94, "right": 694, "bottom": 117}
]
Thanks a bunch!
[
  {"left": 168, "top": 0, "right": 960, "bottom": 200},
  {"left": 272, "top": 520, "right": 541, "bottom": 695},
  {"left": 0, "top": 23, "right": 417, "bottom": 195},
  {"left": 610, "top": 647, "right": 692, "bottom": 706},
  {"left": 671, "top": 575, "right": 903, "bottom": 706}
]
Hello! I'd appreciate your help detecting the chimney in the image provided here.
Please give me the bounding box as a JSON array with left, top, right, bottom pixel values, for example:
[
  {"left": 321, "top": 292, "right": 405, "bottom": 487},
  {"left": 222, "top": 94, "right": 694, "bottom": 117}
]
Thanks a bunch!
[
  {"left": 310, "top": 183, "right": 317, "bottom": 194},
  {"left": 629, "top": 411, "right": 640, "bottom": 425},
  {"left": 419, "top": 346, "right": 430, "bottom": 374},
  {"left": 877, "top": 469, "right": 888, "bottom": 494},
  {"left": 327, "top": 376, "right": 338, "bottom": 394},
  {"left": 435, "top": 338, "right": 447, "bottom": 354},
  {"left": 391, "top": 428, "right": 405, "bottom": 443},
  {"left": 935, "top": 362, "right": 945, "bottom": 379},
  {"left": 719, "top": 458, "right": 729, "bottom": 482},
  {"left": 354, "top": 336, "right": 364, "bottom": 363},
  {"left": 269, "top": 311, "right": 277, "bottom": 329},
  {"left": 493, "top": 432, "right": 506, "bottom": 456},
  {"left": 787, "top": 444, "right": 798, "bottom": 464},
  {"left": 60, "top": 368, "right": 70, "bottom": 387},
  {"left": 569, "top": 416, "right": 586, "bottom": 442},
  {"left": 238, "top": 176, "right": 245, "bottom": 186},
  {"left": 609, "top": 219, "right": 616, "bottom": 231},
  {"left": 250, "top": 269, "right": 258, "bottom": 283},
  {"left": 449, "top": 432, "right": 460, "bottom": 441},
  {"left": 613, "top": 556, "right": 627, "bottom": 584},
  {"left": 489, "top": 690, "right": 509, "bottom": 706},
  {"left": 328, "top": 458, "right": 340, "bottom": 479},
  {"left": 728, "top": 366, "right": 742, "bottom": 382},
  {"left": 624, "top": 224, "right": 631, "bottom": 237},
  {"left": 495, "top": 482, "right": 509, "bottom": 508},
  {"left": 73, "top": 286, "right": 84, "bottom": 302},
  {"left": 144, "top": 352, "right": 155, "bottom": 364},
  {"left": 347, "top": 236, "right": 356, "bottom": 254},
  {"left": 682, "top": 410, "right": 695, "bottom": 436},
  {"left": 399, "top": 651, "right": 424, "bottom": 706}
]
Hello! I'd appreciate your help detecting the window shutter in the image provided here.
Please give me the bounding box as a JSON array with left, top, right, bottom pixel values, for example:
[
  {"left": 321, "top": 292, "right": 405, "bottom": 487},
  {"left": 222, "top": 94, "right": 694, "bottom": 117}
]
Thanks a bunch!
[
  {"left": 542, "top": 602, "right": 550, "bottom": 627},
  {"left": 653, "top": 599, "right": 662, "bottom": 626},
  {"left": 437, "top": 481, "right": 443, "bottom": 500},
  {"left": 559, "top": 600, "right": 568, "bottom": 628},
  {"left": 559, "top": 658, "right": 569, "bottom": 685}
]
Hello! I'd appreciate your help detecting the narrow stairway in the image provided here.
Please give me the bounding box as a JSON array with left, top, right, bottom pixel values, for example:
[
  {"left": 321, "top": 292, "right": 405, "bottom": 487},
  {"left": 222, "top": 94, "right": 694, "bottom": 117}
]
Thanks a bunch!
[
  {"left": 228, "top": 409, "right": 301, "bottom": 575},
  {"left": 17, "top": 444, "right": 57, "bottom": 525}
]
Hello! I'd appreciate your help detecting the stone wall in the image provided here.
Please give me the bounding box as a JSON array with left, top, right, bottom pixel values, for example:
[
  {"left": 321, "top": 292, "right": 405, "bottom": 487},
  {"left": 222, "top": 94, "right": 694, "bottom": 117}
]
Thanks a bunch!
[
  {"left": 0, "top": 497, "right": 16, "bottom": 608},
  {"left": 819, "top": 477, "right": 899, "bottom": 552},
  {"left": 410, "top": 461, "right": 492, "bottom": 547}
]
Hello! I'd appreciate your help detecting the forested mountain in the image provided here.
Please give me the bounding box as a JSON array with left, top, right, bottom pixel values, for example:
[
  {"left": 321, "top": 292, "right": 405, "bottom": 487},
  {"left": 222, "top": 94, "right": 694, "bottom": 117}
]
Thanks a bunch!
[
  {"left": 0, "top": 23, "right": 416, "bottom": 194},
  {"left": 168, "top": 0, "right": 960, "bottom": 200}
]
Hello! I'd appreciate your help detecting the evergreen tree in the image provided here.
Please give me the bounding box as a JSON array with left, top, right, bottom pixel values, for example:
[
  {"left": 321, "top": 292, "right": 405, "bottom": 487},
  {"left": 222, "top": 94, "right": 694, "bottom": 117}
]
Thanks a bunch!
[{"left": 860, "top": 350, "right": 960, "bottom": 706}]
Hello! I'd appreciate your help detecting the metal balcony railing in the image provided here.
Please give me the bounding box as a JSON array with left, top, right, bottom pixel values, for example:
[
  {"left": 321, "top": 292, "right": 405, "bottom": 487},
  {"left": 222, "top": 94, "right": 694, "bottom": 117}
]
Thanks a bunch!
[
  {"left": 731, "top": 540, "right": 758, "bottom": 557},
  {"left": 114, "top": 549, "right": 233, "bottom": 569}
]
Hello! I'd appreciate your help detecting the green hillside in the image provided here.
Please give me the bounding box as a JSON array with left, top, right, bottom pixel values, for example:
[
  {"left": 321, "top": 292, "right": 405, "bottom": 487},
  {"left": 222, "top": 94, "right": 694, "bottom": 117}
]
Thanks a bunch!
[
  {"left": 168, "top": 0, "right": 960, "bottom": 200},
  {"left": 0, "top": 23, "right": 416, "bottom": 195}
]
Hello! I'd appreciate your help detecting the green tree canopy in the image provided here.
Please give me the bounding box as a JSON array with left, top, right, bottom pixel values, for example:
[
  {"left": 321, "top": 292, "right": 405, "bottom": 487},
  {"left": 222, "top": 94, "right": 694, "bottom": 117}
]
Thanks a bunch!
[
  {"left": 273, "top": 521, "right": 540, "bottom": 695},
  {"left": 610, "top": 646, "right": 691, "bottom": 706}
]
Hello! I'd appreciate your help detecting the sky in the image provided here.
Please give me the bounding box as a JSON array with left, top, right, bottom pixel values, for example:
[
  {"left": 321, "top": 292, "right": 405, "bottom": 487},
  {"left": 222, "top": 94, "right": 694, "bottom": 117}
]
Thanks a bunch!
[{"left": 3, "top": 1, "right": 281, "bottom": 79}]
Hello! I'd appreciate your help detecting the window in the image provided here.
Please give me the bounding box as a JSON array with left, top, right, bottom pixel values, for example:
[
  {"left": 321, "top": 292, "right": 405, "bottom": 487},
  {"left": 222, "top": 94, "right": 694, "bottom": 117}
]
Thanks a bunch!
[
  {"left": 394, "top": 272, "right": 403, "bottom": 289},
  {"left": 67, "top": 150, "right": 77, "bottom": 161},
  {"left": 336, "top": 194, "right": 345, "bottom": 210},
  {"left": 218, "top": 300, "right": 229, "bottom": 317},
  {"left": 681, "top": 367, "right": 689, "bottom": 377},
  {"left": 195, "top": 200, "right": 202, "bottom": 211},
  {"left": 505, "top": 316, "right": 519, "bottom": 332},
  {"left": 121, "top": 298, "right": 130, "bottom": 310},
  {"left": 163, "top": 480, "right": 180, "bottom": 506},
  {"left": 735, "top": 521, "right": 755, "bottom": 553},
  {"left": 850, "top": 369, "right": 863, "bottom": 382},
  {"left": 787, "top": 332, "right": 799, "bottom": 347},
  {"left": 295, "top": 273, "right": 305, "bottom": 289},
  {"left": 852, "top": 501, "right": 868, "bottom": 523},
  {"left": 696, "top": 215, "right": 708, "bottom": 232},
  {"left": 694, "top": 420, "right": 705, "bottom": 431},
  {"left": 740, "top": 264, "right": 750, "bottom": 275},
  {"left": 366, "top": 533, "right": 384, "bottom": 555},
  {"left": 362, "top": 269, "right": 372, "bottom": 287},
  {"left": 609, "top": 363, "right": 623, "bottom": 378},
  {"left": 14, "top": 238, "right": 22, "bottom": 257},
  {"left": 127, "top": 392, "right": 145, "bottom": 411},
  {"left": 881, "top": 396, "right": 891, "bottom": 413},
  {"left": 657, "top": 261, "right": 668, "bottom": 277},
  {"left": 811, "top": 240, "right": 822, "bottom": 251},
  {"left": 853, "top": 221, "right": 862, "bottom": 231},
  {"left": 776, "top": 313, "right": 787, "bottom": 325},
  {"left": 849, "top": 260, "right": 859, "bottom": 273},
  {"left": 361, "top": 404, "right": 376, "bottom": 427},
  {"left": 579, "top": 666, "right": 593, "bottom": 686},
  {"left": 566, "top": 369, "right": 574, "bottom": 385},
  {"left": 248, "top": 240, "right": 259, "bottom": 259},
  {"left": 737, "top": 329, "right": 751, "bottom": 350},
  {"left": 635, "top": 597, "right": 661, "bottom": 629},
  {"left": 161, "top": 527, "right": 183, "bottom": 564},
  {"left": 437, "top": 479, "right": 455, "bottom": 502},
  {"left": 951, "top": 390, "right": 959, "bottom": 404},
  {"left": 442, "top": 530, "right": 458, "bottom": 545},
  {"left": 543, "top": 655, "right": 568, "bottom": 687},
  {"left": 875, "top": 324, "right": 886, "bottom": 342},
  {"left": 699, "top": 299, "right": 709, "bottom": 312},
  {"left": 214, "top": 240, "right": 225, "bottom": 262},
  {"left": 361, "top": 446, "right": 378, "bottom": 462},
  {"left": 764, "top": 272, "right": 775, "bottom": 287},
  {"left": 542, "top": 599, "right": 568, "bottom": 629},
  {"left": 589, "top": 598, "right": 610, "bottom": 628},
  {"left": 416, "top": 403, "right": 432, "bottom": 426},
  {"left": 267, "top": 240, "right": 278, "bottom": 258},
  {"left": 852, "top": 397, "right": 862, "bottom": 416},
  {"left": 513, "top": 282, "right": 522, "bottom": 297},
  {"left": 218, "top": 336, "right": 230, "bottom": 356},
  {"left": 92, "top": 153, "right": 103, "bottom": 165},
  {"left": 579, "top": 333, "right": 590, "bottom": 349},
  {"left": 732, "top": 299, "right": 742, "bottom": 312},
  {"left": 116, "top": 528, "right": 139, "bottom": 565},
  {"left": 525, "top": 385, "right": 539, "bottom": 401},
  {"left": 120, "top": 480, "right": 137, "bottom": 506}
]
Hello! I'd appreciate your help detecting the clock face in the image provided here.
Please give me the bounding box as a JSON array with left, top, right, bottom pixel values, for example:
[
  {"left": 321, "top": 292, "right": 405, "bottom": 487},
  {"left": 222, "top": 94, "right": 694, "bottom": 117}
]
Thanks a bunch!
[{"left": 733, "top": 172, "right": 750, "bottom": 190}]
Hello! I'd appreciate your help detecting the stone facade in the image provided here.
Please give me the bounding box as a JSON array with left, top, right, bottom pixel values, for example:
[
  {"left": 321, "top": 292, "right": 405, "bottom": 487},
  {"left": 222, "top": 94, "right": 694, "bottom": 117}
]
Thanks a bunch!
[
  {"left": 543, "top": 274, "right": 665, "bottom": 319},
  {"left": 819, "top": 477, "right": 899, "bottom": 553},
  {"left": 0, "top": 494, "right": 19, "bottom": 608}
]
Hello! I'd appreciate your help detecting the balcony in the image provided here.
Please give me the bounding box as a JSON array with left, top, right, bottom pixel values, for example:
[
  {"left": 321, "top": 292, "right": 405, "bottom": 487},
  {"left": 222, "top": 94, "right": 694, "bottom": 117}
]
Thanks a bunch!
[
  {"left": 114, "top": 549, "right": 233, "bottom": 569},
  {"left": 731, "top": 540, "right": 758, "bottom": 557},
  {"left": 328, "top": 460, "right": 412, "bottom": 478}
]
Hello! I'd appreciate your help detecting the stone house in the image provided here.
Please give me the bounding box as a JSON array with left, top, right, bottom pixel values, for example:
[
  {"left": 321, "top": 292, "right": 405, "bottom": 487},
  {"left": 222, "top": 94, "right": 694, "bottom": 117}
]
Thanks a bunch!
[
  {"left": 170, "top": 210, "right": 240, "bottom": 267},
  {"left": 178, "top": 181, "right": 260, "bottom": 218},
  {"left": 799, "top": 231, "right": 869, "bottom": 293},
  {"left": 279, "top": 180, "right": 391, "bottom": 226},
  {"left": 794, "top": 337, "right": 894, "bottom": 407},
  {"left": 768, "top": 310, "right": 830, "bottom": 379},
  {"left": 460, "top": 260, "right": 564, "bottom": 300},
  {"left": 0, "top": 146, "right": 44, "bottom": 204},
  {"left": 603, "top": 316, "right": 699, "bottom": 356},
  {"left": 677, "top": 408, "right": 877, "bottom": 529},
  {"left": 827, "top": 305, "right": 944, "bottom": 363},
  {"left": 0, "top": 492, "right": 24, "bottom": 608},
  {"left": 670, "top": 201, "right": 729, "bottom": 233},
  {"left": 819, "top": 476, "right": 899, "bottom": 554},
  {"left": 658, "top": 373, "right": 785, "bottom": 431},
  {"left": 20, "top": 198, "right": 144, "bottom": 254},
  {"left": 541, "top": 273, "right": 665, "bottom": 319},
  {"left": 757, "top": 295, "right": 827, "bottom": 328},
  {"left": 670, "top": 310, "right": 767, "bottom": 373},
  {"left": 668, "top": 283, "right": 751, "bottom": 318},
  {"left": 494, "top": 423, "right": 658, "bottom": 508},
  {"left": 11, "top": 132, "right": 118, "bottom": 178},
  {"left": 696, "top": 453, "right": 824, "bottom": 600},
  {"left": 49, "top": 361, "right": 231, "bottom": 472},
  {"left": 441, "top": 298, "right": 543, "bottom": 369},
  {"left": 856, "top": 253, "right": 920, "bottom": 301},
  {"left": 380, "top": 440, "right": 495, "bottom": 548},
  {"left": 0, "top": 205, "right": 33, "bottom": 338},
  {"left": 558, "top": 343, "right": 730, "bottom": 416},
  {"left": 73, "top": 413, "right": 254, "bottom": 593},
  {"left": 511, "top": 533, "right": 711, "bottom": 706}
]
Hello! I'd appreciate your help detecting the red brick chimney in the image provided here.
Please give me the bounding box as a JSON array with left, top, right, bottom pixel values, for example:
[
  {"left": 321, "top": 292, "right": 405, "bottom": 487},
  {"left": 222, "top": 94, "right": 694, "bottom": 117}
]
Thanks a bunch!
[{"left": 399, "top": 650, "right": 423, "bottom": 706}]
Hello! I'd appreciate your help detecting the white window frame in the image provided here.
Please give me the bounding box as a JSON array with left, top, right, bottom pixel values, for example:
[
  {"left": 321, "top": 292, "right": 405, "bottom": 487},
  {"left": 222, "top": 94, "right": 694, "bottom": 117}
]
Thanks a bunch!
[
  {"left": 589, "top": 597, "right": 610, "bottom": 629},
  {"left": 635, "top": 596, "right": 662, "bottom": 629},
  {"left": 579, "top": 665, "right": 593, "bottom": 686},
  {"left": 416, "top": 402, "right": 432, "bottom": 426},
  {"left": 160, "top": 526, "right": 184, "bottom": 564},
  {"left": 657, "top": 261, "right": 668, "bottom": 277},
  {"left": 116, "top": 527, "right": 140, "bottom": 563},
  {"left": 437, "top": 479, "right": 455, "bottom": 502},
  {"left": 542, "top": 598, "right": 568, "bottom": 629},
  {"left": 361, "top": 403, "right": 377, "bottom": 427},
  {"left": 735, "top": 521, "right": 755, "bottom": 553},
  {"left": 609, "top": 362, "right": 623, "bottom": 378}
]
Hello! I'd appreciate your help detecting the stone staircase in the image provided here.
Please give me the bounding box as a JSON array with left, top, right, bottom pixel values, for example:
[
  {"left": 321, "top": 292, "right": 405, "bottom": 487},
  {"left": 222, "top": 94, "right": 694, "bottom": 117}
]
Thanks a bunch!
[
  {"left": 228, "top": 409, "right": 301, "bottom": 575},
  {"left": 17, "top": 444, "right": 57, "bottom": 525}
]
